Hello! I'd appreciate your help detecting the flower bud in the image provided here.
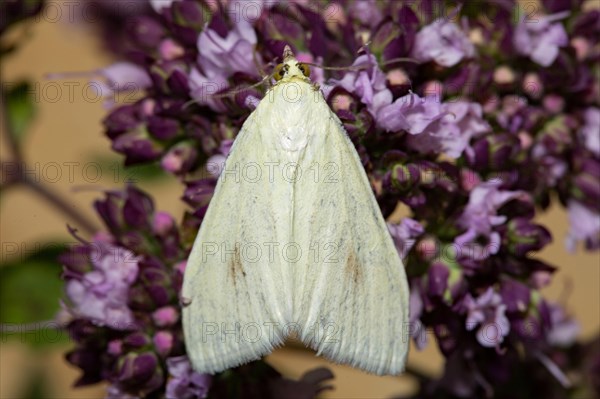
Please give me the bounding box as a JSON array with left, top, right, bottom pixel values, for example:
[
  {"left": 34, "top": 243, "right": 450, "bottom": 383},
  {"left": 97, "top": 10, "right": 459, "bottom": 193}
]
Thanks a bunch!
[
  {"left": 140, "top": 267, "right": 174, "bottom": 306},
  {"left": 123, "top": 332, "right": 151, "bottom": 349},
  {"left": 160, "top": 142, "right": 198, "bottom": 175},
  {"left": 493, "top": 66, "right": 515, "bottom": 85},
  {"left": 530, "top": 270, "right": 553, "bottom": 289},
  {"left": 153, "top": 331, "right": 174, "bottom": 357},
  {"left": 123, "top": 186, "right": 155, "bottom": 229},
  {"left": 152, "top": 212, "right": 175, "bottom": 236},
  {"left": 126, "top": 16, "right": 165, "bottom": 49},
  {"left": 159, "top": 39, "right": 185, "bottom": 61},
  {"left": 371, "top": 21, "right": 402, "bottom": 56},
  {"left": 108, "top": 339, "right": 123, "bottom": 356},
  {"left": 147, "top": 116, "right": 180, "bottom": 141},
  {"left": 112, "top": 129, "right": 163, "bottom": 165},
  {"left": 171, "top": 0, "right": 206, "bottom": 30},
  {"left": 505, "top": 217, "right": 552, "bottom": 256},
  {"left": 523, "top": 72, "right": 543, "bottom": 99},
  {"left": 94, "top": 192, "right": 125, "bottom": 234},
  {"left": 66, "top": 347, "right": 103, "bottom": 386},
  {"left": 152, "top": 306, "right": 179, "bottom": 327},
  {"left": 460, "top": 169, "right": 481, "bottom": 192},
  {"left": 104, "top": 104, "right": 141, "bottom": 136},
  {"left": 537, "top": 115, "right": 576, "bottom": 154},
  {"left": 470, "top": 134, "right": 521, "bottom": 171},
  {"left": 59, "top": 245, "right": 94, "bottom": 274},
  {"left": 428, "top": 262, "right": 449, "bottom": 298},
  {"left": 117, "top": 351, "right": 163, "bottom": 392},
  {"left": 499, "top": 279, "right": 530, "bottom": 313},
  {"left": 571, "top": 158, "right": 600, "bottom": 208},
  {"left": 384, "top": 163, "right": 421, "bottom": 192},
  {"left": 542, "top": 94, "right": 565, "bottom": 113}
]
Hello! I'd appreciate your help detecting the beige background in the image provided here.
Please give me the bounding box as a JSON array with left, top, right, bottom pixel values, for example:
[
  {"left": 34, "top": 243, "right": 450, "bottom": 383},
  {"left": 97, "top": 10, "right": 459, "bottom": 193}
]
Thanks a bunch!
[{"left": 1, "top": 8, "right": 598, "bottom": 399}]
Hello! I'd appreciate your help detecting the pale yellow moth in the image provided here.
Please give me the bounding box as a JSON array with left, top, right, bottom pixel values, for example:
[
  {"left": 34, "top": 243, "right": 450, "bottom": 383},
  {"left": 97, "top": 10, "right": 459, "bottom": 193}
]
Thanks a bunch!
[{"left": 182, "top": 46, "right": 409, "bottom": 376}]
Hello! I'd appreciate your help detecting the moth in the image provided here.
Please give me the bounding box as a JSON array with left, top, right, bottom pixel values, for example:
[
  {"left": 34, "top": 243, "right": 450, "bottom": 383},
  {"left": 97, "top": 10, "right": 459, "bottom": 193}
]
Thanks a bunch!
[{"left": 182, "top": 46, "right": 409, "bottom": 376}]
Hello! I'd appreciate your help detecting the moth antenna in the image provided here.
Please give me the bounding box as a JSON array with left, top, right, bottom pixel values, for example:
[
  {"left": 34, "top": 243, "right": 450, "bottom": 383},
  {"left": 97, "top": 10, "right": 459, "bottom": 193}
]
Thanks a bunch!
[
  {"left": 182, "top": 75, "right": 271, "bottom": 109},
  {"left": 303, "top": 62, "right": 370, "bottom": 71},
  {"left": 253, "top": 49, "right": 267, "bottom": 77},
  {"left": 304, "top": 57, "right": 418, "bottom": 72},
  {"left": 211, "top": 75, "right": 271, "bottom": 98},
  {"left": 380, "top": 57, "right": 420, "bottom": 65}
]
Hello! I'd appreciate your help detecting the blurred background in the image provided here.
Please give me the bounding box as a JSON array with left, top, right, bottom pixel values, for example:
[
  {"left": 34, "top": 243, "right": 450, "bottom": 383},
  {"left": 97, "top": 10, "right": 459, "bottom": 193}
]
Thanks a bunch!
[{"left": 0, "top": 0, "right": 598, "bottom": 398}]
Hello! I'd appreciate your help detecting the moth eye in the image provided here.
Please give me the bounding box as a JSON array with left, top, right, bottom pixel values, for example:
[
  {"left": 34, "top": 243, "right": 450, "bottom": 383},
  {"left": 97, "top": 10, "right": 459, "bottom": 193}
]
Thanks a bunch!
[
  {"left": 273, "top": 64, "right": 286, "bottom": 81},
  {"left": 298, "top": 63, "right": 311, "bottom": 77}
]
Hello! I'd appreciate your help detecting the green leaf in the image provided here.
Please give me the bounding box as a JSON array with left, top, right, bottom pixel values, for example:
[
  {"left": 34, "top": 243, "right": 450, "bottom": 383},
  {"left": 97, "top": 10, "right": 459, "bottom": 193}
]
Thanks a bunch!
[
  {"left": 93, "top": 155, "right": 169, "bottom": 184},
  {"left": 0, "top": 244, "right": 68, "bottom": 347},
  {"left": 5, "top": 81, "right": 36, "bottom": 141}
]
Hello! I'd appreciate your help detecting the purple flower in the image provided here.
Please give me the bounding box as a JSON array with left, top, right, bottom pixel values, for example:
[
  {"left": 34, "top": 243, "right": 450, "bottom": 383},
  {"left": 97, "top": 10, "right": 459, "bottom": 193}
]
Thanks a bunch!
[
  {"left": 150, "top": 0, "right": 179, "bottom": 13},
  {"left": 514, "top": 12, "right": 569, "bottom": 67},
  {"left": 580, "top": 107, "right": 600, "bottom": 156},
  {"left": 332, "top": 56, "right": 445, "bottom": 133},
  {"left": 117, "top": 351, "right": 163, "bottom": 393},
  {"left": 197, "top": 19, "right": 257, "bottom": 78},
  {"left": 333, "top": 54, "right": 390, "bottom": 116},
  {"left": 409, "top": 281, "right": 428, "bottom": 350},
  {"left": 206, "top": 139, "right": 234, "bottom": 178},
  {"left": 92, "top": 62, "right": 152, "bottom": 105},
  {"left": 566, "top": 200, "right": 600, "bottom": 251},
  {"left": 464, "top": 288, "right": 510, "bottom": 348},
  {"left": 65, "top": 243, "right": 139, "bottom": 330},
  {"left": 407, "top": 101, "right": 490, "bottom": 158},
  {"left": 166, "top": 356, "right": 211, "bottom": 399},
  {"left": 546, "top": 303, "right": 580, "bottom": 347},
  {"left": 499, "top": 279, "right": 531, "bottom": 313},
  {"left": 454, "top": 180, "right": 527, "bottom": 260},
  {"left": 531, "top": 149, "right": 569, "bottom": 187},
  {"left": 388, "top": 218, "right": 424, "bottom": 258},
  {"left": 378, "top": 93, "right": 445, "bottom": 134},
  {"left": 49, "top": 62, "right": 152, "bottom": 107},
  {"left": 188, "top": 67, "right": 229, "bottom": 112},
  {"left": 458, "top": 181, "right": 526, "bottom": 237},
  {"left": 454, "top": 227, "right": 501, "bottom": 261},
  {"left": 411, "top": 18, "right": 475, "bottom": 67},
  {"left": 348, "top": 0, "right": 383, "bottom": 28},
  {"left": 106, "top": 384, "right": 139, "bottom": 399}
]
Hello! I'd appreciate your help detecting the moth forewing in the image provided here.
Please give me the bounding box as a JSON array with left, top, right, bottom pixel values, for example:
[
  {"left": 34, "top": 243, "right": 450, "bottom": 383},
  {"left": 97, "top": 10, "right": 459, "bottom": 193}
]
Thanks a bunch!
[
  {"left": 290, "top": 102, "right": 410, "bottom": 375},
  {"left": 181, "top": 104, "right": 294, "bottom": 374}
]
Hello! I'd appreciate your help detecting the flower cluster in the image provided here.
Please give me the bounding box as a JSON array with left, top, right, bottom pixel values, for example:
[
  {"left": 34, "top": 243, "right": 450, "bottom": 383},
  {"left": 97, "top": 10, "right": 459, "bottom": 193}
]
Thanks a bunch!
[
  {"left": 61, "top": 185, "right": 334, "bottom": 397},
  {"left": 60, "top": 0, "right": 599, "bottom": 397}
]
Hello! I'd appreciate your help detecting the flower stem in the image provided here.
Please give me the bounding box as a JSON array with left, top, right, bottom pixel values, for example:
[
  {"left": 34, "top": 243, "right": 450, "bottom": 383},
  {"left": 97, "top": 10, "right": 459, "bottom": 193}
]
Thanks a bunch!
[{"left": 22, "top": 175, "right": 98, "bottom": 235}]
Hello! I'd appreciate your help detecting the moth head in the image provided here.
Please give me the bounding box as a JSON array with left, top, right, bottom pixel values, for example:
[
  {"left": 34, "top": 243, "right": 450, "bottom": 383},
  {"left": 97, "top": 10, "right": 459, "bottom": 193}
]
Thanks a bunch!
[
  {"left": 273, "top": 61, "right": 311, "bottom": 81},
  {"left": 273, "top": 45, "right": 311, "bottom": 81}
]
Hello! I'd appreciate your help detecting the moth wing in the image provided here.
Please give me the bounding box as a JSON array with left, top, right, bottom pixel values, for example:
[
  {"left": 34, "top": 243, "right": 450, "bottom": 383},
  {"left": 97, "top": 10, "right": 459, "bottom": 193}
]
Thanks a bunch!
[
  {"left": 182, "top": 111, "right": 293, "bottom": 374},
  {"left": 292, "top": 112, "right": 410, "bottom": 376}
]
